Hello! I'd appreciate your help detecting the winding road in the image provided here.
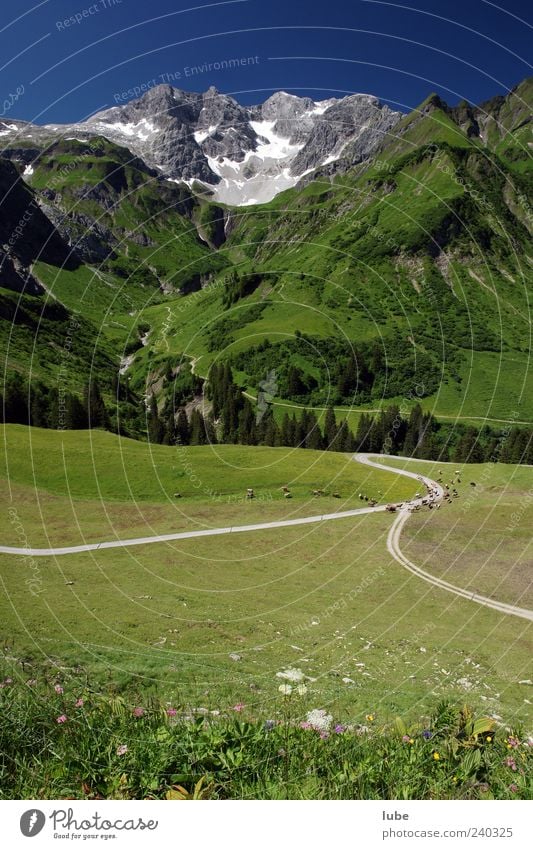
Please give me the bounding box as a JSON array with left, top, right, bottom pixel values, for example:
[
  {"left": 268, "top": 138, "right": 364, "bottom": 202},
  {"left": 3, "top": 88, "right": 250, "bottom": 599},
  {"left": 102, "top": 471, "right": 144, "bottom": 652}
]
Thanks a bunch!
[{"left": 2, "top": 454, "right": 532, "bottom": 622}]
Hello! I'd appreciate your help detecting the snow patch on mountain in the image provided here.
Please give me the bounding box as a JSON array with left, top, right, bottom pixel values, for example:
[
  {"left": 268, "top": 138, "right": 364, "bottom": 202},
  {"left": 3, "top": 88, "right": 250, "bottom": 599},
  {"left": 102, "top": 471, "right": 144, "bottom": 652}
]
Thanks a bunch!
[{"left": 0, "top": 86, "right": 401, "bottom": 206}]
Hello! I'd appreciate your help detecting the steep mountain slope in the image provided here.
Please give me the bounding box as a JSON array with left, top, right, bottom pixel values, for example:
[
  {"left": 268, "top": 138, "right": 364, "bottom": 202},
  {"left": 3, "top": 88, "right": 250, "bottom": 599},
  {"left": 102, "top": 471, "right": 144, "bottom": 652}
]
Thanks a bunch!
[
  {"left": 139, "top": 81, "right": 532, "bottom": 421},
  {"left": 0, "top": 135, "right": 228, "bottom": 402},
  {"left": 0, "top": 79, "right": 531, "bottom": 430}
]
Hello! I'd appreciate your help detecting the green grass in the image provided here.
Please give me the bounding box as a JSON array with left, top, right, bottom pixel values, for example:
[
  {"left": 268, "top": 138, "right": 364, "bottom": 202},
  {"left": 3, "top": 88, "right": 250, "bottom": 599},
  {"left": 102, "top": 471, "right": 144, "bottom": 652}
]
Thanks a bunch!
[
  {"left": 369, "top": 456, "right": 533, "bottom": 607},
  {"left": 0, "top": 427, "right": 531, "bottom": 727},
  {"left": 0, "top": 681, "right": 530, "bottom": 799},
  {"left": 0, "top": 425, "right": 416, "bottom": 506}
]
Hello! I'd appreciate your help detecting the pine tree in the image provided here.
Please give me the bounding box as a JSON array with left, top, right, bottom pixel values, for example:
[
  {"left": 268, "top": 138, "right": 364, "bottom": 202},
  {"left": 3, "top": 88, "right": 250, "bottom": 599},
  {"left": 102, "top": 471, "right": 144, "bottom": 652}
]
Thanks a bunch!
[
  {"left": 175, "top": 408, "right": 190, "bottom": 445},
  {"left": 263, "top": 414, "right": 281, "bottom": 446},
  {"left": 65, "top": 393, "right": 87, "bottom": 429},
  {"left": 323, "top": 406, "right": 338, "bottom": 450},
  {"left": 280, "top": 413, "right": 292, "bottom": 446},
  {"left": 238, "top": 400, "right": 257, "bottom": 445},
  {"left": 305, "top": 411, "right": 323, "bottom": 450},
  {"left": 147, "top": 396, "right": 164, "bottom": 444},
  {"left": 4, "top": 373, "right": 29, "bottom": 424},
  {"left": 162, "top": 411, "right": 177, "bottom": 445},
  {"left": 189, "top": 409, "right": 208, "bottom": 445},
  {"left": 29, "top": 383, "right": 50, "bottom": 428},
  {"left": 85, "top": 380, "right": 110, "bottom": 430},
  {"left": 355, "top": 413, "right": 371, "bottom": 452}
]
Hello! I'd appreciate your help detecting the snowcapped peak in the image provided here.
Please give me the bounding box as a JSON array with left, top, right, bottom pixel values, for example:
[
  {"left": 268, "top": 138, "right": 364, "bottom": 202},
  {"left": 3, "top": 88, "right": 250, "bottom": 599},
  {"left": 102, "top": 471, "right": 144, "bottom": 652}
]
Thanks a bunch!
[{"left": 0, "top": 85, "right": 401, "bottom": 206}]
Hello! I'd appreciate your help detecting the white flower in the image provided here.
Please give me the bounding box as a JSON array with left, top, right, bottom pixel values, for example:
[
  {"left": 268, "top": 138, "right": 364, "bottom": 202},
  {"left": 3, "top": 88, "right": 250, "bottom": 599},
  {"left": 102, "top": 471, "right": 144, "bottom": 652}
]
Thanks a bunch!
[
  {"left": 306, "top": 708, "right": 333, "bottom": 732},
  {"left": 296, "top": 684, "right": 308, "bottom": 696},
  {"left": 276, "top": 667, "right": 305, "bottom": 683},
  {"left": 279, "top": 684, "right": 293, "bottom": 696}
]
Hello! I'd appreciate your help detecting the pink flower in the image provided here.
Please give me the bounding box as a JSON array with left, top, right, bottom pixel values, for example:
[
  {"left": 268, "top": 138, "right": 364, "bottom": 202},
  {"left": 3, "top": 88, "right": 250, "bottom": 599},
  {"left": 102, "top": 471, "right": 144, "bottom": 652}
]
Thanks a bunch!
[
  {"left": 116, "top": 744, "right": 128, "bottom": 756},
  {"left": 232, "top": 702, "right": 245, "bottom": 712},
  {"left": 319, "top": 731, "right": 329, "bottom": 740},
  {"left": 402, "top": 734, "right": 411, "bottom": 742},
  {"left": 507, "top": 736, "right": 519, "bottom": 749},
  {"left": 54, "top": 684, "right": 64, "bottom": 694},
  {"left": 56, "top": 714, "right": 68, "bottom": 724},
  {"left": 334, "top": 724, "right": 346, "bottom": 734},
  {"left": 132, "top": 707, "right": 144, "bottom": 718},
  {"left": 166, "top": 708, "right": 177, "bottom": 717},
  {"left": 504, "top": 756, "right": 517, "bottom": 771},
  {"left": 300, "top": 721, "right": 312, "bottom": 730},
  {"left": 75, "top": 698, "right": 84, "bottom": 708},
  {"left": 509, "top": 783, "right": 518, "bottom": 793}
]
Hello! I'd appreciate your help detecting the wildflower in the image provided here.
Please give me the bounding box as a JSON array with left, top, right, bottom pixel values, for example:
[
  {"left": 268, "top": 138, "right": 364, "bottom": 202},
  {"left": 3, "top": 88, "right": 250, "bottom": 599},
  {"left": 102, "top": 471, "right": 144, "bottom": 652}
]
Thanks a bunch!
[
  {"left": 334, "top": 724, "right": 346, "bottom": 734},
  {"left": 320, "top": 731, "right": 329, "bottom": 740},
  {"left": 422, "top": 729, "right": 432, "bottom": 740},
  {"left": 133, "top": 707, "right": 145, "bottom": 717},
  {"left": 402, "top": 734, "right": 411, "bottom": 743},
  {"left": 300, "top": 721, "right": 312, "bottom": 730},
  {"left": 504, "top": 756, "right": 517, "bottom": 771},
  {"left": 276, "top": 668, "right": 305, "bottom": 683},
  {"left": 263, "top": 720, "right": 275, "bottom": 732},
  {"left": 485, "top": 735, "right": 492, "bottom": 743},
  {"left": 166, "top": 708, "right": 177, "bottom": 717},
  {"left": 306, "top": 709, "right": 333, "bottom": 733},
  {"left": 232, "top": 702, "right": 245, "bottom": 712},
  {"left": 54, "top": 684, "right": 64, "bottom": 694},
  {"left": 296, "top": 684, "right": 308, "bottom": 696},
  {"left": 74, "top": 698, "right": 84, "bottom": 708},
  {"left": 365, "top": 714, "right": 374, "bottom": 722},
  {"left": 278, "top": 684, "right": 292, "bottom": 696},
  {"left": 506, "top": 736, "right": 519, "bottom": 749},
  {"left": 452, "top": 776, "right": 458, "bottom": 784},
  {"left": 116, "top": 744, "right": 128, "bottom": 756},
  {"left": 56, "top": 715, "right": 67, "bottom": 724},
  {"left": 432, "top": 752, "right": 440, "bottom": 761},
  {"left": 509, "top": 783, "right": 518, "bottom": 793}
]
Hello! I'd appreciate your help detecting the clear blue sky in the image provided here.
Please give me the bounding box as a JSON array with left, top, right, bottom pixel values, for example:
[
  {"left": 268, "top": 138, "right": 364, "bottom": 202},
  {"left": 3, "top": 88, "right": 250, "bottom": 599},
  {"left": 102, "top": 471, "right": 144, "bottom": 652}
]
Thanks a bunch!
[{"left": 2, "top": 0, "right": 531, "bottom": 124}]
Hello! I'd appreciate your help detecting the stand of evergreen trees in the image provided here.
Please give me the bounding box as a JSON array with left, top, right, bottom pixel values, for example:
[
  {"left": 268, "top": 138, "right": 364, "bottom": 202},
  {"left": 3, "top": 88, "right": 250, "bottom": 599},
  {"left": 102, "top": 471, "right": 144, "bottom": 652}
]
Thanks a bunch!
[
  {"left": 1, "top": 373, "right": 110, "bottom": 430},
  {"left": 146, "top": 363, "right": 533, "bottom": 465},
  {"left": 2, "top": 367, "right": 532, "bottom": 466}
]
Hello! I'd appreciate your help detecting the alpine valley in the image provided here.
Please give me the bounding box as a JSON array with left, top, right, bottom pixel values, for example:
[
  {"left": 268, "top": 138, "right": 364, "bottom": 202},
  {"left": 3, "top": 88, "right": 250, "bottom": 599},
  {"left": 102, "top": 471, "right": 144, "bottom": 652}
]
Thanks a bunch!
[{"left": 1, "top": 79, "right": 532, "bottom": 457}]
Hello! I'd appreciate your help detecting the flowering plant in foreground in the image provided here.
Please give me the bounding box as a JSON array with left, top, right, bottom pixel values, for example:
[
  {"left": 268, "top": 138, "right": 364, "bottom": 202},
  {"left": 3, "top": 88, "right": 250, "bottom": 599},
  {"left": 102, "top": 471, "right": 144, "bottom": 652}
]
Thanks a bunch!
[
  {"left": 0, "top": 676, "right": 530, "bottom": 800},
  {"left": 305, "top": 709, "right": 333, "bottom": 733}
]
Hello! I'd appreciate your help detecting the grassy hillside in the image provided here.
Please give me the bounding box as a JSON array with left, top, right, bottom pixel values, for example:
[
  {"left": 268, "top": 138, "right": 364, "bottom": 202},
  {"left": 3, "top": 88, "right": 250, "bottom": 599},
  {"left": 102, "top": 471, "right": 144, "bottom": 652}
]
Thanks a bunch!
[
  {"left": 0, "top": 428, "right": 531, "bottom": 724},
  {"left": 0, "top": 424, "right": 417, "bottom": 547}
]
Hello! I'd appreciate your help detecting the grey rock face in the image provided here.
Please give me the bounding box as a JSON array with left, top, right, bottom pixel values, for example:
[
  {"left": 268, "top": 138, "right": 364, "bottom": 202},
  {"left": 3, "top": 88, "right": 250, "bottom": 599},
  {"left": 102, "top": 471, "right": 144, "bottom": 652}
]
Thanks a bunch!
[{"left": 0, "top": 86, "right": 402, "bottom": 205}]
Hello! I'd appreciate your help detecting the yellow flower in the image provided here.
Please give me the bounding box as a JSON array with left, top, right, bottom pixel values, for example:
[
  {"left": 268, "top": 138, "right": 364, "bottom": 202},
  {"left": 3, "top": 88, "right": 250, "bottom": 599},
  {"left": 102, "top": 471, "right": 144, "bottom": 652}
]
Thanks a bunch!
[
  {"left": 452, "top": 776, "right": 458, "bottom": 783},
  {"left": 433, "top": 752, "right": 440, "bottom": 761},
  {"left": 486, "top": 736, "right": 492, "bottom": 743},
  {"left": 366, "top": 714, "right": 375, "bottom": 722},
  {"left": 409, "top": 738, "right": 414, "bottom": 744}
]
